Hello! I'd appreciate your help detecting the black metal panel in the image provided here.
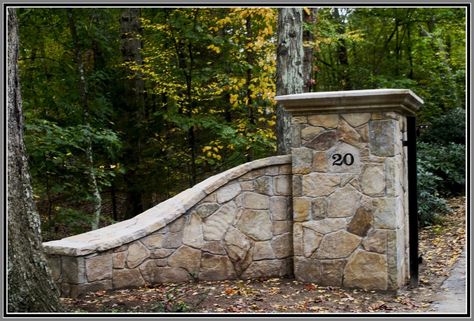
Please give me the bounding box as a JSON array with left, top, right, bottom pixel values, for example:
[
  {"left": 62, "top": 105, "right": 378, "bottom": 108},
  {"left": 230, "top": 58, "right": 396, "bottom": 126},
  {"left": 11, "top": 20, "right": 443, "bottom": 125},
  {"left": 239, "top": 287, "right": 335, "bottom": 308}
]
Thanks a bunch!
[{"left": 407, "top": 116, "right": 419, "bottom": 287}]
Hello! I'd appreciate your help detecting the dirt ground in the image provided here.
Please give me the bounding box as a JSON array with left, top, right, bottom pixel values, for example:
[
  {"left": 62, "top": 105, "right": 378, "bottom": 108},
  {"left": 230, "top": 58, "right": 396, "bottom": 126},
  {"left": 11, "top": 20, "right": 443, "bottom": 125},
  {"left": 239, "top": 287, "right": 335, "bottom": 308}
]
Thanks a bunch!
[{"left": 61, "top": 196, "right": 466, "bottom": 314}]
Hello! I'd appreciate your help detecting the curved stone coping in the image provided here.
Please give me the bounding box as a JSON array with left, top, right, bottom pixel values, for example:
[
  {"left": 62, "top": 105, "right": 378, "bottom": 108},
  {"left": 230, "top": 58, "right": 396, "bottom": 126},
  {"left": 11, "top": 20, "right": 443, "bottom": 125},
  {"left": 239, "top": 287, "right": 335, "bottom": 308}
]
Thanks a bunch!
[{"left": 43, "top": 155, "right": 292, "bottom": 257}]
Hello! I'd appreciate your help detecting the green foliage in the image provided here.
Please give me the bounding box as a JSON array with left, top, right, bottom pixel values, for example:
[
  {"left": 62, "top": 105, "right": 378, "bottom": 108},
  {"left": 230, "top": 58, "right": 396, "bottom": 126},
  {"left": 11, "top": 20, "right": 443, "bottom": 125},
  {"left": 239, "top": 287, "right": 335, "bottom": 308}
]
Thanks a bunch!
[{"left": 420, "top": 108, "right": 466, "bottom": 145}]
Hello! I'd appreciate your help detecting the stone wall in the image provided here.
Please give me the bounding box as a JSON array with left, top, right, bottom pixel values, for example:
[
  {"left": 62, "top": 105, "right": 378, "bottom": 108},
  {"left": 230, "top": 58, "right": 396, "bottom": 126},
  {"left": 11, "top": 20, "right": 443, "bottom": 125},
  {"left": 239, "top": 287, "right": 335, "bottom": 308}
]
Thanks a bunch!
[
  {"left": 44, "top": 156, "right": 293, "bottom": 297},
  {"left": 276, "top": 89, "right": 422, "bottom": 291}
]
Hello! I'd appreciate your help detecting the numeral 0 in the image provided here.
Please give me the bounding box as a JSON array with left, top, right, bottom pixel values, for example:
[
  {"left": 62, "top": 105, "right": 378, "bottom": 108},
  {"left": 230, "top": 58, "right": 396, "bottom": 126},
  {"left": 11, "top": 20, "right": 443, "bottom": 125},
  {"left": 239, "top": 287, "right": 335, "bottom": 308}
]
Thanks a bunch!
[{"left": 331, "top": 153, "right": 354, "bottom": 166}]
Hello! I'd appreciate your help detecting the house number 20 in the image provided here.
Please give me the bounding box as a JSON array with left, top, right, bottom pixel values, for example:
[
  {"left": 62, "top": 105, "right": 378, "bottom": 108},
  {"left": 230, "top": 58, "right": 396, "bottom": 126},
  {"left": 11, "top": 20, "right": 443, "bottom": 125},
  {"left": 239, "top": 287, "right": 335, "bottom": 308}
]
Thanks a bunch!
[{"left": 331, "top": 153, "right": 354, "bottom": 166}]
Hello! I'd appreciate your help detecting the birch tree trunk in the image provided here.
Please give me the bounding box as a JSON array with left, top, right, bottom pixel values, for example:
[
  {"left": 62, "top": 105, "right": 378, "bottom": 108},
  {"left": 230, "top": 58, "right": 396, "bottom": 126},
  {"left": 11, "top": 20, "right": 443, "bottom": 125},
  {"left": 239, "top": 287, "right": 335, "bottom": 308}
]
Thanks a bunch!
[
  {"left": 67, "top": 9, "right": 102, "bottom": 230},
  {"left": 276, "top": 8, "right": 304, "bottom": 155},
  {"left": 7, "top": 8, "right": 62, "bottom": 312}
]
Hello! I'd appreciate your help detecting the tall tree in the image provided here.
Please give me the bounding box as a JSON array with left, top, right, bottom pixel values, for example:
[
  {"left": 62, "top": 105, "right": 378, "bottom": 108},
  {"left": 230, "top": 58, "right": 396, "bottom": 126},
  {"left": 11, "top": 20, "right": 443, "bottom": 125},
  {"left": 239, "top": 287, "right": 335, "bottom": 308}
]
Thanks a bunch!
[
  {"left": 7, "top": 8, "right": 61, "bottom": 312},
  {"left": 276, "top": 8, "right": 304, "bottom": 154}
]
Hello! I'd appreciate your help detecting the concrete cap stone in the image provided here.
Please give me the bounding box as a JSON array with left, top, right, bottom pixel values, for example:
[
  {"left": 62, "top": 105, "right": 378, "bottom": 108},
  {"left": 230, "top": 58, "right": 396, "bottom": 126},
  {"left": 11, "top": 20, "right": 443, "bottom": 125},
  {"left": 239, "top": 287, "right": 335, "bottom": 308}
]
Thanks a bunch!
[{"left": 275, "top": 89, "right": 423, "bottom": 116}]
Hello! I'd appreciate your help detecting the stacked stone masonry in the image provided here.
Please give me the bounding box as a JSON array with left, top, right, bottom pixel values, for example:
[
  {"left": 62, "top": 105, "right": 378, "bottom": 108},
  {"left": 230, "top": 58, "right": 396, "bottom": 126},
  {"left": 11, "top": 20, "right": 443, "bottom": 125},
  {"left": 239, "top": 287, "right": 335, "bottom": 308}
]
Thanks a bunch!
[
  {"left": 44, "top": 156, "right": 293, "bottom": 297},
  {"left": 291, "top": 112, "right": 409, "bottom": 291}
]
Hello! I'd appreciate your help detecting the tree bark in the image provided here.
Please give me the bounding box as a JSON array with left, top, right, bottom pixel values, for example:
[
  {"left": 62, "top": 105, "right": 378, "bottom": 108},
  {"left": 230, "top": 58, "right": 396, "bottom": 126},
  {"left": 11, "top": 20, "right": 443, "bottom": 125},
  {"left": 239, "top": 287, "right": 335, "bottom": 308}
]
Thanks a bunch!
[
  {"left": 276, "top": 8, "right": 304, "bottom": 155},
  {"left": 303, "top": 8, "right": 318, "bottom": 92},
  {"left": 7, "top": 8, "right": 62, "bottom": 312},
  {"left": 120, "top": 8, "right": 146, "bottom": 218}
]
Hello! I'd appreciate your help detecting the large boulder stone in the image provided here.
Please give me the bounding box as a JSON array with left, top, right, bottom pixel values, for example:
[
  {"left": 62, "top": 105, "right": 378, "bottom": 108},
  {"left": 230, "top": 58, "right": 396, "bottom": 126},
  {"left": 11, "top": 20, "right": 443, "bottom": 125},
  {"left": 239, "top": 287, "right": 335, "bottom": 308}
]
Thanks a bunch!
[
  {"left": 327, "top": 185, "right": 361, "bottom": 217},
  {"left": 216, "top": 183, "right": 242, "bottom": 203},
  {"left": 302, "top": 218, "right": 346, "bottom": 235},
  {"left": 308, "top": 114, "right": 339, "bottom": 128},
  {"left": 203, "top": 201, "right": 236, "bottom": 241},
  {"left": 240, "top": 192, "right": 269, "bottom": 209},
  {"left": 360, "top": 165, "right": 385, "bottom": 196},
  {"left": 112, "top": 268, "right": 145, "bottom": 289},
  {"left": 315, "top": 230, "right": 361, "bottom": 259},
  {"left": 182, "top": 213, "right": 204, "bottom": 249},
  {"left": 343, "top": 250, "right": 388, "bottom": 290},
  {"left": 271, "top": 233, "right": 292, "bottom": 259},
  {"left": 127, "top": 241, "right": 150, "bottom": 269},
  {"left": 303, "top": 227, "right": 323, "bottom": 258},
  {"left": 168, "top": 245, "right": 201, "bottom": 273},
  {"left": 241, "top": 259, "right": 287, "bottom": 279},
  {"left": 237, "top": 209, "right": 272, "bottom": 241},
  {"left": 86, "top": 253, "right": 112, "bottom": 282},
  {"left": 199, "top": 253, "right": 236, "bottom": 280},
  {"left": 302, "top": 173, "right": 340, "bottom": 197}
]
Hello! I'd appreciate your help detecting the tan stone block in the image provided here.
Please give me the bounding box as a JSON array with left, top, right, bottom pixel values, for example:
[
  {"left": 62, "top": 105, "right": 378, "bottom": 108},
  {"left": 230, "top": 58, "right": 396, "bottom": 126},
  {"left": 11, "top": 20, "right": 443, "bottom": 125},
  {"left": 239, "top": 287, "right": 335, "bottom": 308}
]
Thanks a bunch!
[
  {"left": 301, "top": 126, "right": 325, "bottom": 141},
  {"left": 271, "top": 233, "right": 292, "bottom": 259},
  {"left": 338, "top": 118, "right": 362, "bottom": 148},
  {"left": 327, "top": 185, "right": 362, "bottom": 218},
  {"left": 270, "top": 196, "right": 290, "bottom": 221},
  {"left": 302, "top": 218, "right": 346, "bottom": 235},
  {"left": 312, "top": 151, "right": 328, "bottom": 172},
  {"left": 315, "top": 230, "right": 361, "bottom": 259},
  {"left": 308, "top": 114, "right": 339, "bottom": 128},
  {"left": 216, "top": 183, "right": 242, "bottom": 203},
  {"left": 224, "top": 227, "right": 252, "bottom": 263},
  {"left": 293, "top": 197, "right": 311, "bottom": 222},
  {"left": 273, "top": 220, "right": 291, "bottom": 236},
  {"left": 168, "top": 245, "right": 201, "bottom": 273},
  {"left": 343, "top": 250, "right": 388, "bottom": 290},
  {"left": 203, "top": 201, "right": 236, "bottom": 241},
  {"left": 341, "top": 113, "right": 371, "bottom": 127},
  {"left": 241, "top": 259, "right": 287, "bottom": 279},
  {"left": 86, "top": 253, "right": 112, "bottom": 282},
  {"left": 360, "top": 165, "right": 385, "bottom": 196},
  {"left": 292, "top": 147, "right": 313, "bottom": 175},
  {"left": 302, "top": 173, "right": 340, "bottom": 197},
  {"left": 168, "top": 216, "right": 186, "bottom": 233},
  {"left": 202, "top": 241, "right": 227, "bottom": 255},
  {"left": 126, "top": 242, "right": 150, "bottom": 269},
  {"left": 311, "top": 198, "right": 327, "bottom": 219},
  {"left": 265, "top": 166, "right": 280, "bottom": 175},
  {"left": 240, "top": 192, "right": 269, "bottom": 209},
  {"left": 303, "top": 228, "right": 323, "bottom": 257},
  {"left": 183, "top": 213, "right": 204, "bottom": 249},
  {"left": 320, "top": 259, "right": 346, "bottom": 287},
  {"left": 237, "top": 209, "right": 272, "bottom": 241},
  {"left": 199, "top": 253, "right": 237, "bottom": 280},
  {"left": 293, "top": 223, "right": 304, "bottom": 256},
  {"left": 239, "top": 180, "right": 254, "bottom": 191},
  {"left": 294, "top": 257, "right": 322, "bottom": 283},
  {"left": 150, "top": 248, "right": 174, "bottom": 259},
  {"left": 112, "top": 268, "right": 145, "bottom": 289},
  {"left": 275, "top": 175, "right": 291, "bottom": 196},
  {"left": 113, "top": 251, "right": 127, "bottom": 268},
  {"left": 253, "top": 241, "right": 275, "bottom": 260}
]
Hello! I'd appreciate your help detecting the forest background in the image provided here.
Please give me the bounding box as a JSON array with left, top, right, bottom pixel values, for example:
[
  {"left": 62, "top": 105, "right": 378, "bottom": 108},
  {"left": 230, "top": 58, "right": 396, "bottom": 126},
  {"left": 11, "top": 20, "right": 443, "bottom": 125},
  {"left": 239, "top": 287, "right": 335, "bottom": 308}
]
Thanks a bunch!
[{"left": 16, "top": 7, "right": 466, "bottom": 242}]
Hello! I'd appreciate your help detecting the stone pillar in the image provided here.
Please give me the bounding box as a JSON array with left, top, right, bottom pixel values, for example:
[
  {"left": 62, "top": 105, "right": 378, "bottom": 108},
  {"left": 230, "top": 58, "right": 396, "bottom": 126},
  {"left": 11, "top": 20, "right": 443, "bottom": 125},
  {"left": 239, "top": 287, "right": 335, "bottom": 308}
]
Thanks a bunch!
[{"left": 276, "top": 89, "right": 423, "bottom": 290}]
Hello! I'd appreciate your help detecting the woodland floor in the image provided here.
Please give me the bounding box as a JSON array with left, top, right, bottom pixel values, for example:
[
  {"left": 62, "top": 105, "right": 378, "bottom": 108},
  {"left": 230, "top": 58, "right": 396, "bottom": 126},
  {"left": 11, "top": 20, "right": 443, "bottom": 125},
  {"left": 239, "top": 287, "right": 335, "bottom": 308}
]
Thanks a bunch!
[{"left": 61, "top": 196, "right": 466, "bottom": 314}]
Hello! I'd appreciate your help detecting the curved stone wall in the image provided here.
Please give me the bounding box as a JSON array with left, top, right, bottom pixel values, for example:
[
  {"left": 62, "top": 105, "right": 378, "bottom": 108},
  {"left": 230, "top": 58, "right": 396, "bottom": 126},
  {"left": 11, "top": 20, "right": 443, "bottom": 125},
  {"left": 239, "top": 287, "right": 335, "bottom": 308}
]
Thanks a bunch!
[{"left": 43, "top": 155, "right": 292, "bottom": 297}]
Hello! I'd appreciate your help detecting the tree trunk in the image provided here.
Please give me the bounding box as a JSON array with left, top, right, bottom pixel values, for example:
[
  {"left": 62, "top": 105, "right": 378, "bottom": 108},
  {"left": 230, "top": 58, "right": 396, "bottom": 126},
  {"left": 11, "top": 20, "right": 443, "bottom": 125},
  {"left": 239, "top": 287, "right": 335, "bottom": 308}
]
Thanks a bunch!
[
  {"left": 67, "top": 9, "right": 102, "bottom": 230},
  {"left": 303, "top": 8, "right": 318, "bottom": 92},
  {"left": 276, "top": 8, "right": 304, "bottom": 155},
  {"left": 120, "top": 8, "right": 146, "bottom": 218},
  {"left": 7, "top": 8, "right": 62, "bottom": 312}
]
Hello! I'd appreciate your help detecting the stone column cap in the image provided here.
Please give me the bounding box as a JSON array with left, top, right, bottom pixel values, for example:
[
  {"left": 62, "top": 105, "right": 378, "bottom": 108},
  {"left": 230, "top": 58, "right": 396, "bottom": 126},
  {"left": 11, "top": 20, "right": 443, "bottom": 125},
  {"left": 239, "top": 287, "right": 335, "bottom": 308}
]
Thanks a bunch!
[{"left": 275, "top": 89, "right": 423, "bottom": 116}]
